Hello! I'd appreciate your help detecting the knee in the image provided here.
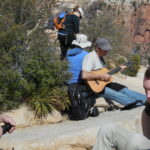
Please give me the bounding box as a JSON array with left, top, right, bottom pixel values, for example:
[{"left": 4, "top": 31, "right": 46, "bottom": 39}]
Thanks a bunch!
[
  {"left": 126, "top": 134, "right": 145, "bottom": 149},
  {"left": 98, "top": 123, "right": 116, "bottom": 138}
]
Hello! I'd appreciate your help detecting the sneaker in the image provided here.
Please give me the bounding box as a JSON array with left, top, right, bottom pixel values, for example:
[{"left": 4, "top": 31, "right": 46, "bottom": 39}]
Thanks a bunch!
[{"left": 90, "top": 106, "right": 100, "bottom": 117}]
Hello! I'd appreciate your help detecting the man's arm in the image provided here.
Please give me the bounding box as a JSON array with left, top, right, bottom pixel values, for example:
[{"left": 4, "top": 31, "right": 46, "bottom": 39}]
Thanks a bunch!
[
  {"left": 81, "top": 70, "right": 111, "bottom": 81},
  {"left": 81, "top": 53, "right": 111, "bottom": 81},
  {"left": 142, "top": 109, "right": 150, "bottom": 139},
  {"left": 0, "top": 114, "right": 16, "bottom": 136}
]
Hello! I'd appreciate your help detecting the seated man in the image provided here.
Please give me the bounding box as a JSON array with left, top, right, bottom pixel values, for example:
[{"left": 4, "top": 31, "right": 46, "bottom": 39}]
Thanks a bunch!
[
  {"left": 92, "top": 67, "right": 150, "bottom": 150},
  {"left": 66, "top": 34, "right": 99, "bottom": 120},
  {"left": 82, "top": 37, "right": 146, "bottom": 106}
]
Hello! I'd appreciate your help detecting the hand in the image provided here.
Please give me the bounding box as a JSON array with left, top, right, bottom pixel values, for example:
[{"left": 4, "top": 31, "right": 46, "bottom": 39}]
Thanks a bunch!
[
  {"left": 1, "top": 115, "right": 16, "bottom": 133},
  {"left": 120, "top": 64, "right": 127, "bottom": 72},
  {"left": 100, "top": 74, "right": 111, "bottom": 81}
]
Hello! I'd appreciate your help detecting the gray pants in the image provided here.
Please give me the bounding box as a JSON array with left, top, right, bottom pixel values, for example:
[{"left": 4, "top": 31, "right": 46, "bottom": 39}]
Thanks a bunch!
[{"left": 93, "top": 123, "right": 150, "bottom": 150}]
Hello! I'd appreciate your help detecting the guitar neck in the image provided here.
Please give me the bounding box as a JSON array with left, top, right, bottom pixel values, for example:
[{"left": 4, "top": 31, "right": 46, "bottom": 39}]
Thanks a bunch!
[{"left": 108, "top": 67, "right": 121, "bottom": 75}]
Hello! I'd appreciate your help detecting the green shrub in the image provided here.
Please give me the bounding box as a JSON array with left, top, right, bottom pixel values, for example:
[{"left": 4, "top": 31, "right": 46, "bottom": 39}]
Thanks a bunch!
[
  {"left": 116, "top": 55, "right": 141, "bottom": 77},
  {"left": 0, "top": 0, "right": 70, "bottom": 117},
  {"left": 116, "top": 57, "right": 126, "bottom": 65},
  {"left": 123, "top": 55, "right": 140, "bottom": 77}
]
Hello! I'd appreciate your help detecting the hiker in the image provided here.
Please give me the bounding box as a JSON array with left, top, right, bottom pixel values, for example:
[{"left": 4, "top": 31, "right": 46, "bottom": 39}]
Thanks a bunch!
[
  {"left": 81, "top": 37, "right": 146, "bottom": 107},
  {"left": 58, "top": 6, "right": 84, "bottom": 60},
  {"left": 0, "top": 114, "right": 16, "bottom": 136},
  {"left": 66, "top": 34, "right": 99, "bottom": 120},
  {"left": 92, "top": 67, "right": 150, "bottom": 150}
]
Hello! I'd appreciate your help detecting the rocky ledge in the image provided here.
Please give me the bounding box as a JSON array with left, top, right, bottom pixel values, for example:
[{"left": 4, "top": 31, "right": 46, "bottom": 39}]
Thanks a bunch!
[{"left": 0, "top": 107, "right": 144, "bottom": 150}]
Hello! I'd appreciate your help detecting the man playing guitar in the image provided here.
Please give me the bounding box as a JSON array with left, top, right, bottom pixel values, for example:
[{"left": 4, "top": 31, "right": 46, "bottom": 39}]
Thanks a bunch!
[{"left": 81, "top": 38, "right": 146, "bottom": 107}]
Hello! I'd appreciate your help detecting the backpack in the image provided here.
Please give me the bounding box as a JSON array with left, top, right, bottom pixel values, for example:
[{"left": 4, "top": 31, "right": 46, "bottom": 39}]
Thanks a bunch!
[
  {"left": 67, "top": 83, "right": 99, "bottom": 120},
  {"left": 53, "top": 11, "right": 67, "bottom": 30}
]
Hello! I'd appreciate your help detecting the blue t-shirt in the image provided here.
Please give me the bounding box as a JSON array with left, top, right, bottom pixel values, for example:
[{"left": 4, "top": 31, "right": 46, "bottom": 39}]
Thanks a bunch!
[{"left": 67, "top": 48, "right": 88, "bottom": 84}]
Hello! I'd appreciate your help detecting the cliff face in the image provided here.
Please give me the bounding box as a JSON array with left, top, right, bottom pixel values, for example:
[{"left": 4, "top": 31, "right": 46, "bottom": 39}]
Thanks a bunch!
[
  {"left": 116, "top": 2, "right": 150, "bottom": 64},
  {"left": 103, "top": 1, "right": 150, "bottom": 64},
  {"left": 96, "top": 0, "right": 150, "bottom": 64},
  {"left": 133, "top": 4, "right": 150, "bottom": 44},
  {"left": 132, "top": 4, "right": 150, "bottom": 64}
]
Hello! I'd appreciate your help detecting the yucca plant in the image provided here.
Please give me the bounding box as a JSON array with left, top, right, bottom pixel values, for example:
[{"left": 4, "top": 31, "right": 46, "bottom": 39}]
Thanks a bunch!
[
  {"left": 27, "top": 97, "right": 53, "bottom": 118},
  {"left": 27, "top": 86, "right": 70, "bottom": 118}
]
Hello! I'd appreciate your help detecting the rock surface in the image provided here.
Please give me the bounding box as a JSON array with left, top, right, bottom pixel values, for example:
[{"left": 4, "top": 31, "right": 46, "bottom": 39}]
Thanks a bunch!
[
  {"left": 3, "top": 107, "right": 67, "bottom": 128},
  {"left": 0, "top": 66, "right": 146, "bottom": 150},
  {"left": 0, "top": 107, "right": 144, "bottom": 150}
]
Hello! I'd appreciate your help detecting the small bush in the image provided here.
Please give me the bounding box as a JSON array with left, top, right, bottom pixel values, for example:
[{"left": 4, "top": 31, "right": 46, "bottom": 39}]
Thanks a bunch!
[
  {"left": 116, "top": 55, "right": 141, "bottom": 77},
  {"left": 116, "top": 57, "right": 126, "bottom": 65},
  {"left": 0, "top": 0, "right": 71, "bottom": 118},
  {"left": 124, "top": 55, "right": 140, "bottom": 77}
]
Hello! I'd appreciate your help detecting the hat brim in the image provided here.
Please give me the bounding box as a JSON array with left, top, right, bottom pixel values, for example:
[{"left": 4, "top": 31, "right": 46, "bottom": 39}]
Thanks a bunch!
[
  {"left": 72, "top": 40, "right": 91, "bottom": 48},
  {"left": 101, "top": 44, "right": 112, "bottom": 51}
]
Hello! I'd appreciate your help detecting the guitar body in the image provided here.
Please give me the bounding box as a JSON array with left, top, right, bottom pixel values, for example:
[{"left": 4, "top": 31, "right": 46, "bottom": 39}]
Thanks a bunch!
[
  {"left": 86, "top": 61, "right": 132, "bottom": 93},
  {"left": 86, "top": 68, "right": 112, "bottom": 93}
]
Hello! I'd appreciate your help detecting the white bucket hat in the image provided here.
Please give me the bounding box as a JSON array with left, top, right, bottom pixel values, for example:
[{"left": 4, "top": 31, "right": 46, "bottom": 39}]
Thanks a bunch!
[
  {"left": 72, "top": 34, "right": 92, "bottom": 48},
  {"left": 78, "top": 7, "right": 84, "bottom": 18}
]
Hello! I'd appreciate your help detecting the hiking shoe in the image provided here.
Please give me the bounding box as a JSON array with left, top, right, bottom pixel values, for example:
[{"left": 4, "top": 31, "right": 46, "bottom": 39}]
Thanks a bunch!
[
  {"left": 121, "top": 100, "right": 143, "bottom": 111},
  {"left": 90, "top": 106, "right": 100, "bottom": 117}
]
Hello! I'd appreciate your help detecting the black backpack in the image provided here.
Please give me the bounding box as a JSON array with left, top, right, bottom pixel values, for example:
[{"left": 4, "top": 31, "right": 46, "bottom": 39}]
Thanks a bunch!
[{"left": 67, "top": 83, "right": 98, "bottom": 120}]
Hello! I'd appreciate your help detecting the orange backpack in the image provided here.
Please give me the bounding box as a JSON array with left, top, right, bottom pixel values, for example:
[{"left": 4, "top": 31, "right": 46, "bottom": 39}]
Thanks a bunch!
[
  {"left": 53, "top": 11, "right": 73, "bottom": 30},
  {"left": 53, "top": 12, "right": 66, "bottom": 30}
]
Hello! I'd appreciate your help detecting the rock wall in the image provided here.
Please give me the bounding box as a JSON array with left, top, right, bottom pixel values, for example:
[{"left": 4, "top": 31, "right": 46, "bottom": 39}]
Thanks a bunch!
[{"left": 133, "top": 4, "right": 150, "bottom": 44}]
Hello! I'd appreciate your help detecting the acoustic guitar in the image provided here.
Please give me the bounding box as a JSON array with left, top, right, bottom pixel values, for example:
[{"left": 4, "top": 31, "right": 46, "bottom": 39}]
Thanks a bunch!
[{"left": 86, "top": 62, "right": 132, "bottom": 93}]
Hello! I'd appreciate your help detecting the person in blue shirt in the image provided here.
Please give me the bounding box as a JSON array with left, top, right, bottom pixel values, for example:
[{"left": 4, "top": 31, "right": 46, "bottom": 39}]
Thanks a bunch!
[
  {"left": 67, "top": 34, "right": 90, "bottom": 84},
  {"left": 66, "top": 34, "right": 99, "bottom": 120}
]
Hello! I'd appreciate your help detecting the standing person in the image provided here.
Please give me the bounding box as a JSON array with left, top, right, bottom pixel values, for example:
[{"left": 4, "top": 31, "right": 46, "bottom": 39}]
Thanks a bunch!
[
  {"left": 66, "top": 34, "right": 99, "bottom": 120},
  {"left": 92, "top": 67, "right": 150, "bottom": 150},
  {"left": 0, "top": 114, "right": 16, "bottom": 136},
  {"left": 81, "top": 37, "right": 146, "bottom": 106},
  {"left": 58, "top": 6, "right": 84, "bottom": 60}
]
